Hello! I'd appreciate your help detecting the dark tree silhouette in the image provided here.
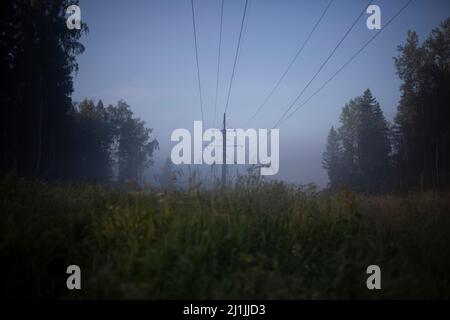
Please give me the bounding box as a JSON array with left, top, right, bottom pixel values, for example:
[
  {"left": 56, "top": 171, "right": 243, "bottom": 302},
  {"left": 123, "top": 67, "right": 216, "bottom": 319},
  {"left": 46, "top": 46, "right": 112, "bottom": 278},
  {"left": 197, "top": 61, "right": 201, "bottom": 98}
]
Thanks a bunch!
[
  {"left": 393, "top": 19, "right": 450, "bottom": 190},
  {"left": 324, "top": 19, "right": 450, "bottom": 192},
  {"left": 109, "top": 101, "right": 159, "bottom": 183},
  {"left": 324, "top": 89, "right": 391, "bottom": 192},
  {"left": 0, "top": 1, "right": 158, "bottom": 184},
  {"left": 0, "top": 0, "right": 87, "bottom": 180},
  {"left": 70, "top": 99, "right": 159, "bottom": 183}
]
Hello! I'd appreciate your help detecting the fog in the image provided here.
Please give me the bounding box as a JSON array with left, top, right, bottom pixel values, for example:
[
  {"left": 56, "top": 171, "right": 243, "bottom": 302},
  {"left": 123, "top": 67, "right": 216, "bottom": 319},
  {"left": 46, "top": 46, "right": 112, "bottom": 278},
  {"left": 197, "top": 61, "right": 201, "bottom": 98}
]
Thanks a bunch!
[{"left": 73, "top": 0, "right": 450, "bottom": 187}]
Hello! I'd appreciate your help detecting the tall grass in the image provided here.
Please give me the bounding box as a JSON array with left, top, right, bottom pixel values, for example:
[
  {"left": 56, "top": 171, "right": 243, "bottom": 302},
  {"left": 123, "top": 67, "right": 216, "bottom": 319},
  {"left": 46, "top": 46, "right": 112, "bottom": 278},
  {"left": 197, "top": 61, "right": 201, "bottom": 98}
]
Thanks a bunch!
[{"left": 1, "top": 175, "right": 449, "bottom": 299}]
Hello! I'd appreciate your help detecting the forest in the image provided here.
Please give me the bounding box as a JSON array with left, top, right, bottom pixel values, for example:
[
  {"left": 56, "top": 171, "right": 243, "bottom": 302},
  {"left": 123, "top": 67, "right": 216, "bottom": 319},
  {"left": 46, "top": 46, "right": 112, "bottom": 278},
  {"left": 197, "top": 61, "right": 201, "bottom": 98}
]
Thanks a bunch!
[
  {"left": 323, "top": 20, "right": 450, "bottom": 192},
  {"left": 2, "top": 1, "right": 449, "bottom": 193},
  {"left": 0, "top": 0, "right": 158, "bottom": 184},
  {"left": 1, "top": 0, "right": 450, "bottom": 299}
]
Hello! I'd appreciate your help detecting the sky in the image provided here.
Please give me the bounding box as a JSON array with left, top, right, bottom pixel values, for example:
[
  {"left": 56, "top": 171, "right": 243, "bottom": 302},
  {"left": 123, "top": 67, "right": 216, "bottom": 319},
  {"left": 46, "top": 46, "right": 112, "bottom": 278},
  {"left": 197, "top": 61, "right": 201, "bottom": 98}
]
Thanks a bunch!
[{"left": 73, "top": 0, "right": 450, "bottom": 187}]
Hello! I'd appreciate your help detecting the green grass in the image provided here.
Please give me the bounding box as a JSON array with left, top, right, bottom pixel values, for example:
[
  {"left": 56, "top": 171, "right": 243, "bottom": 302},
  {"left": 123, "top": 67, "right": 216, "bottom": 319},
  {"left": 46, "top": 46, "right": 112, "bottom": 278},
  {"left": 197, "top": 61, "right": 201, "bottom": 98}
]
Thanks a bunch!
[{"left": 1, "top": 176, "right": 450, "bottom": 299}]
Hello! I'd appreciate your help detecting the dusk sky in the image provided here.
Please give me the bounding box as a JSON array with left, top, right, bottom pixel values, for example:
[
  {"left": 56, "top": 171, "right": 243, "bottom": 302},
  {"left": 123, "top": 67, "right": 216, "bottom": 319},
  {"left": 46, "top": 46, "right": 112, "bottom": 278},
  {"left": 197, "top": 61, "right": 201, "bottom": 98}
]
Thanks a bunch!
[{"left": 73, "top": 0, "right": 450, "bottom": 187}]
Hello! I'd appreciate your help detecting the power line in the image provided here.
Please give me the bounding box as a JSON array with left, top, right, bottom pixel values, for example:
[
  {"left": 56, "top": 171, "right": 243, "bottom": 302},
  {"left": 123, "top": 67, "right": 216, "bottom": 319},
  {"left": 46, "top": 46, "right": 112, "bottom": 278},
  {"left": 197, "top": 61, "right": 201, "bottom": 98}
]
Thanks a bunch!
[
  {"left": 278, "top": 0, "right": 414, "bottom": 127},
  {"left": 224, "top": 0, "right": 249, "bottom": 115},
  {"left": 244, "top": 0, "right": 335, "bottom": 127},
  {"left": 213, "top": 0, "right": 225, "bottom": 128},
  {"left": 273, "top": 0, "right": 373, "bottom": 128},
  {"left": 191, "top": 0, "right": 204, "bottom": 123}
]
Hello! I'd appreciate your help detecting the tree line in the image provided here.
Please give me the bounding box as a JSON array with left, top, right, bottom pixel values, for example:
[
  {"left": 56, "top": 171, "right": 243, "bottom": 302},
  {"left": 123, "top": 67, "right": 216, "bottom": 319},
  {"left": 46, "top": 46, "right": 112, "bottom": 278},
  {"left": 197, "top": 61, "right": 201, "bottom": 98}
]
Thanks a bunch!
[
  {"left": 0, "top": 0, "right": 158, "bottom": 183},
  {"left": 71, "top": 99, "right": 158, "bottom": 183},
  {"left": 323, "top": 19, "right": 450, "bottom": 192}
]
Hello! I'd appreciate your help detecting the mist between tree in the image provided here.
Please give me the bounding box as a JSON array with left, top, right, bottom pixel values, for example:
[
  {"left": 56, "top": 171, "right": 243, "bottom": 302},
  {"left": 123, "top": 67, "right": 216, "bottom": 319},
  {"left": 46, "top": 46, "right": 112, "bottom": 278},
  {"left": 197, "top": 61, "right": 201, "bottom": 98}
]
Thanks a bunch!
[{"left": 0, "top": 0, "right": 449, "bottom": 194}]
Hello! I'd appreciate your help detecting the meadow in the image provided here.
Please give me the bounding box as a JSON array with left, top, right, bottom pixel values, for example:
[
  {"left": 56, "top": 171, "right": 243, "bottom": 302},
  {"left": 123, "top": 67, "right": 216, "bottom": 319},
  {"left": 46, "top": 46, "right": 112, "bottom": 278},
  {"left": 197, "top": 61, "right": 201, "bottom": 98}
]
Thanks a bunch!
[{"left": 1, "top": 174, "right": 450, "bottom": 299}]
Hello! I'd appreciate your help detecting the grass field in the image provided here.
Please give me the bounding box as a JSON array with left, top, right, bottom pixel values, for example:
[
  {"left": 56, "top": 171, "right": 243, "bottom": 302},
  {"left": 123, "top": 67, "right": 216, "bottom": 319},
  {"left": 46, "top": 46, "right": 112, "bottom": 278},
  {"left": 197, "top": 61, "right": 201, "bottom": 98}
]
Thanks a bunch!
[{"left": 1, "top": 175, "right": 450, "bottom": 299}]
